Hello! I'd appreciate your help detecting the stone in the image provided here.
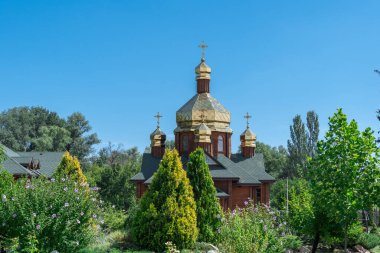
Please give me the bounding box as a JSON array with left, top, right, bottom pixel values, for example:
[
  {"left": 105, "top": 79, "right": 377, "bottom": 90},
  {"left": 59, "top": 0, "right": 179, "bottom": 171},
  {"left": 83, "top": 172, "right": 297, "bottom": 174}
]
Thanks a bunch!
[{"left": 354, "top": 245, "right": 370, "bottom": 253}]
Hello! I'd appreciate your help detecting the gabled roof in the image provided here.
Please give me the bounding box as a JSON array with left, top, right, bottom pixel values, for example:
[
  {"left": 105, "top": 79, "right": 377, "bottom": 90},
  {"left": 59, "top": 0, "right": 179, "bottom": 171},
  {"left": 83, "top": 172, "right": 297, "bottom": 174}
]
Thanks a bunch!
[
  {"left": 0, "top": 145, "right": 64, "bottom": 177},
  {"left": 131, "top": 151, "right": 275, "bottom": 186},
  {"left": 1, "top": 157, "right": 35, "bottom": 175},
  {"left": 16, "top": 152, "right": 64, "bottom": 177}
]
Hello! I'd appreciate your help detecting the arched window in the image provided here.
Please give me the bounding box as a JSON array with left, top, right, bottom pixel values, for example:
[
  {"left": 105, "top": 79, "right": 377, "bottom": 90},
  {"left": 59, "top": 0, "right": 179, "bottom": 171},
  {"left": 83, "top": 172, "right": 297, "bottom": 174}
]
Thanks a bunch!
[
  {"left": 182, "top": 135, "right": 189, "bottom": 153},
  {"left": 218, "top": 135, "right": 224, "bottom": 153}
]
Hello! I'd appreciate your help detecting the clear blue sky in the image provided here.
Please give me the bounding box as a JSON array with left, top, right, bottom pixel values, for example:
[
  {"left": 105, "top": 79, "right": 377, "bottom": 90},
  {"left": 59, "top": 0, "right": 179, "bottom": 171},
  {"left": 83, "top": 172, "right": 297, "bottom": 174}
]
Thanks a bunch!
[{"left": 0, "top": 0, "right": 379, "bottom": 153}]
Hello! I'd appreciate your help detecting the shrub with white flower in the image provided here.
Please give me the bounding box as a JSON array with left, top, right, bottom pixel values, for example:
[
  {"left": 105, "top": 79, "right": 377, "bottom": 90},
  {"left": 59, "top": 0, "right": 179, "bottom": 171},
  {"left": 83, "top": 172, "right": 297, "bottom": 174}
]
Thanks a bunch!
[
  {"left": 218, "top": 200, "right": 290, "bottom": 253},
  {"left": 0, "top": 171, "right": 104, "bottom": 253}
]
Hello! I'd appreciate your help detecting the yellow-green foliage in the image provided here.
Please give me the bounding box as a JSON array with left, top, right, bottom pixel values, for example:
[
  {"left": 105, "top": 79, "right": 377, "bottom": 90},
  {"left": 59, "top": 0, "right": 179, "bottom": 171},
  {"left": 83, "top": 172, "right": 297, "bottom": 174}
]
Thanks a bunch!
[
  {"left": 54, "top": 151, "right": 87, "bottom": 184},
  {"left": 131, "top": 149, "right": 198, "bottom": 252}
]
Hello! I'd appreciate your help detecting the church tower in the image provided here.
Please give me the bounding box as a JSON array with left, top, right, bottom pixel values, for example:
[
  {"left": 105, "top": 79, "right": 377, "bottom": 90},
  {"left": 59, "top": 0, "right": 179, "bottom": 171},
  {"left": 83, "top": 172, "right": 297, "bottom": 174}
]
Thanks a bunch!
[
  {"left": 174, "top": 42, "right": 233, "bottom": 157},
  {"left": 240, "top": 112, "right": 257, "bottom": 158},
  {"left": 150, "top": 112, "right": 166, "bottom": 158}
]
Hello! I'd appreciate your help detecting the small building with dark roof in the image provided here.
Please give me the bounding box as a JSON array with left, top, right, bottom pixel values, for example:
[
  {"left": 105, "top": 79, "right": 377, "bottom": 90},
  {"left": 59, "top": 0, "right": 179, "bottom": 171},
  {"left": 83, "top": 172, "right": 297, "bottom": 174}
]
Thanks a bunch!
[
  {"left": 131, "top": 48, "right": 275, "bottom": 210},
  {"left": 0, "top": 144, "right": 64, "bottom": 178}
]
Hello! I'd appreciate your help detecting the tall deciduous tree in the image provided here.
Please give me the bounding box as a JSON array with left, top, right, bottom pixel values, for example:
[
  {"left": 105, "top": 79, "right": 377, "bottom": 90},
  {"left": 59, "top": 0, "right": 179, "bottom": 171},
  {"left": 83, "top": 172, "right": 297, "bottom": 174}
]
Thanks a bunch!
[
  {"left": 65, "top": 112, "right": 100, "bottom": 161},
  {"left": 187, "top": 147, "right": 222, "bottom": 243},
  {"left": 309, "top": 109, "right": 380, "bottom": 252},
  {"left": 0, "top": 107, "right": 99, "bottom": 161},
  {"left": 287, "top": 111, "right": 319, "bottom": 178},
  {"left": 131, "top": 149, "right": 198, "bottom": 251}
]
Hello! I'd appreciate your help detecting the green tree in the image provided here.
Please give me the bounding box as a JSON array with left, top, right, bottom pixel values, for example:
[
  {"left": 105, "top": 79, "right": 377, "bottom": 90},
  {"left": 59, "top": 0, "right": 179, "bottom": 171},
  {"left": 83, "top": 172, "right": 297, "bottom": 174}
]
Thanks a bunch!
[
  {"left": 255, "top": 142, "right": 288, "bottom": 178},
  {"left": 0, "top": 107, "right": 99, "bottom": 161},
  {"left": 131, "top": 149, "right": 198, "bottom": 251},
  {"left": 287, "top": 111, "right": 319, "bottom": 178},
  {"left": 32, "top": 125, "right": 72, "bottom": 151},
  {"left": 309, "top": 109, "right": 380, "bottom": 252},
  {"left": 0, "top": 107, "right": 64, "bottom": 151},
  {"left": 65, "top": 112, "right": 100, "bottom": 161},
  {"left": 54, "top": 151, "right": 87, "bottom": 185},
  {"left": 86, "top": 146, "right": 141, "bottom": 210},
  {"left": 187, "top": 147, "right": 222, "bottom": 243}
]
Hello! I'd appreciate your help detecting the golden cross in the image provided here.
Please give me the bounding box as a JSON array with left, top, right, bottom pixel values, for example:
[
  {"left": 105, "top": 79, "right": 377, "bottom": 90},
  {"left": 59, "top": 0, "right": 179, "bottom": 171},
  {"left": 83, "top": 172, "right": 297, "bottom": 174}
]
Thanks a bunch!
[
  {"left": 200, "top": 110, "right": 207, "bottom": 123},
  {"left": 198, "top": 41, "right": 208, "bottom": 59},
  {"left": 244, "top": 112, "right": 252, "bottom": 127},
  {"left": 154, "top": 112, "right": 162, "bottom": 128}
]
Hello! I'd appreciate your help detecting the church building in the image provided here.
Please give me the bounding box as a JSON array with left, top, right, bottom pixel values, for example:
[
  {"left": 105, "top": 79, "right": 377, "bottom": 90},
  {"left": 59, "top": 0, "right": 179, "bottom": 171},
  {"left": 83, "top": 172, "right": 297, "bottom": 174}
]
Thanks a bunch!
[{"left": 131, "top": 44, "right": 275, "bottom": 210}]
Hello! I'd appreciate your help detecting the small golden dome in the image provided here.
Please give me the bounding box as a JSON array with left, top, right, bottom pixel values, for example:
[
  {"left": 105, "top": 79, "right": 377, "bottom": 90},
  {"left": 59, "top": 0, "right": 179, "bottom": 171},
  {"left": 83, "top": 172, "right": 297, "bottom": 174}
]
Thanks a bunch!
[
  {"left": 150, "top": 127, "right": 166, "bottom": 147},
  {"left": 195, "top": 122, "right": 211, "bottom": 143},
  {"left": 195, "top": 58, "right": 211, "bottom": 80},
  {"left": 240, "top": 127, "right": 256, "bottom": 148}
]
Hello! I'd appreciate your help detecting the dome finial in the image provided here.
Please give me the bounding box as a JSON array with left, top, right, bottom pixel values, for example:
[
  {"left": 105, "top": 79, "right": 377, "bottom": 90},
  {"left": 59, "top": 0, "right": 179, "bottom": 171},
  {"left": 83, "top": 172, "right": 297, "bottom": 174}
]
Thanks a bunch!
[
  {"left": 198, "top": 41, "right": 208, "bottom": 61},
  {"left": 244, "top": 112, "right": 252, "bottom": 128},
  {"left": 154, "top": 112, "right": 163, "bottom": 128}
]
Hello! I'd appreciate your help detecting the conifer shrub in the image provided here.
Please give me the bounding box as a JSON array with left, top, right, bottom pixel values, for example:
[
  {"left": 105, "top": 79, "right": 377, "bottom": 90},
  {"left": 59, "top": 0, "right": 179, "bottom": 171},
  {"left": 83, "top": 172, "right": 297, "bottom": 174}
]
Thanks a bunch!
[
  {"left": 54, "top": 151, "right": 87, "bottom": 184},
  {"left": 187, "top": 147, "right": 222, "bottom": 243},
  {"left": 131, "top": 149, "right": 198, "bottom": 252}
]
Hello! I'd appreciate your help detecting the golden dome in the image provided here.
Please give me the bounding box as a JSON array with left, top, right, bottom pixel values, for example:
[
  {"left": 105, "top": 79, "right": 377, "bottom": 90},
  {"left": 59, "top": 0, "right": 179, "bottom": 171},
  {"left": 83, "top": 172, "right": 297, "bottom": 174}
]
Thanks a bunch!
[
  {"left": 240, "top": 127, "right": 256, "bottom": 148},
  {"left": 195, "top": 58, "right": 211, "bottom": 80},
  {"left": 150, "top": 127, "right": 166, "bottom": 147},
  {"left": 175, "top": 93, "right": 232, "bottom": 133}
]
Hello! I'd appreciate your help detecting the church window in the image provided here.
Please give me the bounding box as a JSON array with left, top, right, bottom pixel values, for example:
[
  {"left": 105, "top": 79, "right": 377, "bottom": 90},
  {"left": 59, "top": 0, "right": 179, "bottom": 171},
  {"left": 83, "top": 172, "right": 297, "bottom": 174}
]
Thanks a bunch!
[
  {"left": 255, "top": 188, "right": 261, "bottom": 204},
  {"left": 218, "top": 135, "right": 224, "bottom": 153},
  {"left": 182, "top": 135, "right": 189, "bottom": 153}
]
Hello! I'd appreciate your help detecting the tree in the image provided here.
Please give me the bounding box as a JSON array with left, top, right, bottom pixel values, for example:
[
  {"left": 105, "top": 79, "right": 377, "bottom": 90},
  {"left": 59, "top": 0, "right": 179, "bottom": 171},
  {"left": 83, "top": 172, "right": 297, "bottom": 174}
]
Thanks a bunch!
[
  {"left": 87, "top": 146, "right": 142, "bottom": 210},
  {"left": 255, "top": 142, "right": 288, "bottom": 178},
  {"left": 33, "top": 126, "right": 71, "bottom": 151},
  {"left": 131, "top": 149, "right": 198, "bottom": 251},
  {"left": 65, "top": 112, "right": 100, "bottom": 161},
  {"left": 287, "top": 111, "right": 319, "bottom": 178},
  {"left": 0, "top": 107, "right": 64, "bottom": 151},
  {"left": 309, "top": 109, "right": 380, "bottom": 252},
  {"left": 54, "top": 151, "right": 87, "bottom": 185},
  {"left": 306, "top": 111, "right": 319, "bottom": 158},
  {"left": 187, "top": 147, "right": 222, "bottom": 243},
  {"left": 0, "top": 107, "right": 99, "bottom": 161}
]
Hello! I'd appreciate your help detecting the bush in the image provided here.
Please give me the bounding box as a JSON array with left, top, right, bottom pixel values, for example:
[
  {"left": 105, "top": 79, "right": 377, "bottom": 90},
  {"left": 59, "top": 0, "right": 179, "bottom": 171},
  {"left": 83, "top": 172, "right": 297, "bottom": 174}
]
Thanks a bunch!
[
  {"left": 283, "top": 235, "right": 302, "bottom": 251},
  {"left": 131, "top": 149, "right": 198, "bottom": 252},
  {"left": 187, "top": 147, "right": 222, "bottom": 243},
  {"left": 102, "top": 205, "right": 128, "bottom": 231},
  {"left": 218, "top": 202, "right": 287, "bottom": 253},
  {"left": 357, "top": 233, "right": 380, "bottom": 249},
  {"left": 0, "top": 171, "right": 103, "bottom": 252}
]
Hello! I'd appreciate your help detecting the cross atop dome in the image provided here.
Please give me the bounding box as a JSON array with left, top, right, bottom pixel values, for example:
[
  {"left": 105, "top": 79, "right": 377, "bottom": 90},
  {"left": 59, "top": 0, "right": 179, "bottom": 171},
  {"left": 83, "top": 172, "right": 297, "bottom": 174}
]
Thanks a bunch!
[
  {"left": 244, "top": 112, "right": 252, "bottom": 128},
  {"left": 154, "top": 112, "right": 162, "bottom": 128},
  {"left": 198, "top": 41, "right": 208, "bottom": 61}
]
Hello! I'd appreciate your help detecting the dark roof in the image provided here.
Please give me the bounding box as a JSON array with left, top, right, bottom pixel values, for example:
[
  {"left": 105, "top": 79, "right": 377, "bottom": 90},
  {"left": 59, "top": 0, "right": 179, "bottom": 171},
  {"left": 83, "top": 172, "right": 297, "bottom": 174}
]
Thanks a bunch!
[
  {"left": 131, "top": 151, "right": 275, "bottom": 186},
  {"left": 16, "top": 152, "right": 64, "bottom": 177},
  {"left": 0, "top": 145, "right": 64, "bottom": 177}
]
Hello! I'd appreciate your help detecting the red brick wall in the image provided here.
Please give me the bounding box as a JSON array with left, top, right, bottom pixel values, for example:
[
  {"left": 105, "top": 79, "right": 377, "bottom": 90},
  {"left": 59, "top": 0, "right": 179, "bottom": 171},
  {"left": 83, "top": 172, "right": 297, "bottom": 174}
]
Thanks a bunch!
[{"left": 230, "top": 185, "right": 252, "bottom": 208}]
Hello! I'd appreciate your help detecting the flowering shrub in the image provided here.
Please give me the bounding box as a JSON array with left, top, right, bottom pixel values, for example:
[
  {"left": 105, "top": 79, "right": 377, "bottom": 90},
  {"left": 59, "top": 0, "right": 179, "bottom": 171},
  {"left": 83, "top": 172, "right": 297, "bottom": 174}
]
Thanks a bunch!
[
  {"left": 0, "top": 171, "right": 104, "bottom": 253},
  {"left": 218, "top": 201, "right": 289, "bottom": 253}
]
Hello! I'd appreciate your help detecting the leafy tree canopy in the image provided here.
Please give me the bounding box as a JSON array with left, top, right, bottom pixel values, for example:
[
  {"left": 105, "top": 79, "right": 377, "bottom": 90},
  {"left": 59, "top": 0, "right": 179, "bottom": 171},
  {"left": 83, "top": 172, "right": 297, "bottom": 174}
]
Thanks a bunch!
[
  {"left": 255, "top": 142, "right": 288, "bottom": 179},
  {"left": 0, "top": 107, "right": 100, "bottom": 161},
  {"left": 287, "top": 111, "right": 319, "bottom": 178},
  {"left": 309, "top": 108, "right": 380, "bottom": 252}
]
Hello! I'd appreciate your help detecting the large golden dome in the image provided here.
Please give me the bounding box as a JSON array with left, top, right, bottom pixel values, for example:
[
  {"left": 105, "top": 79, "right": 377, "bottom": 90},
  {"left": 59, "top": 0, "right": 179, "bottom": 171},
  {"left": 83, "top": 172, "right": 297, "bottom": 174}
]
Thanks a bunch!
[{"left": 175, "top": 93, "right": 232, "bottom": 133}]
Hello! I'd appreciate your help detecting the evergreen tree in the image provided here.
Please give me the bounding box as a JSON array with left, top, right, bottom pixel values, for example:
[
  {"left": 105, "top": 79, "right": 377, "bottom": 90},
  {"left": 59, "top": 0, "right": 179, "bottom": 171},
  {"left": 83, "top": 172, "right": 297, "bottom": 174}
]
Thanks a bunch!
[
  {"left": 54, "top": 151, "right": 87, "bottom": 185},
  {"left": 306, "top": 111, "right": 319, "bottom": 158},
  {"left": 187, "top": 147, "right": 222, "bottom": 243},
  {"left": 131, "top": 149, "right": 197, "bottom": 251}
]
